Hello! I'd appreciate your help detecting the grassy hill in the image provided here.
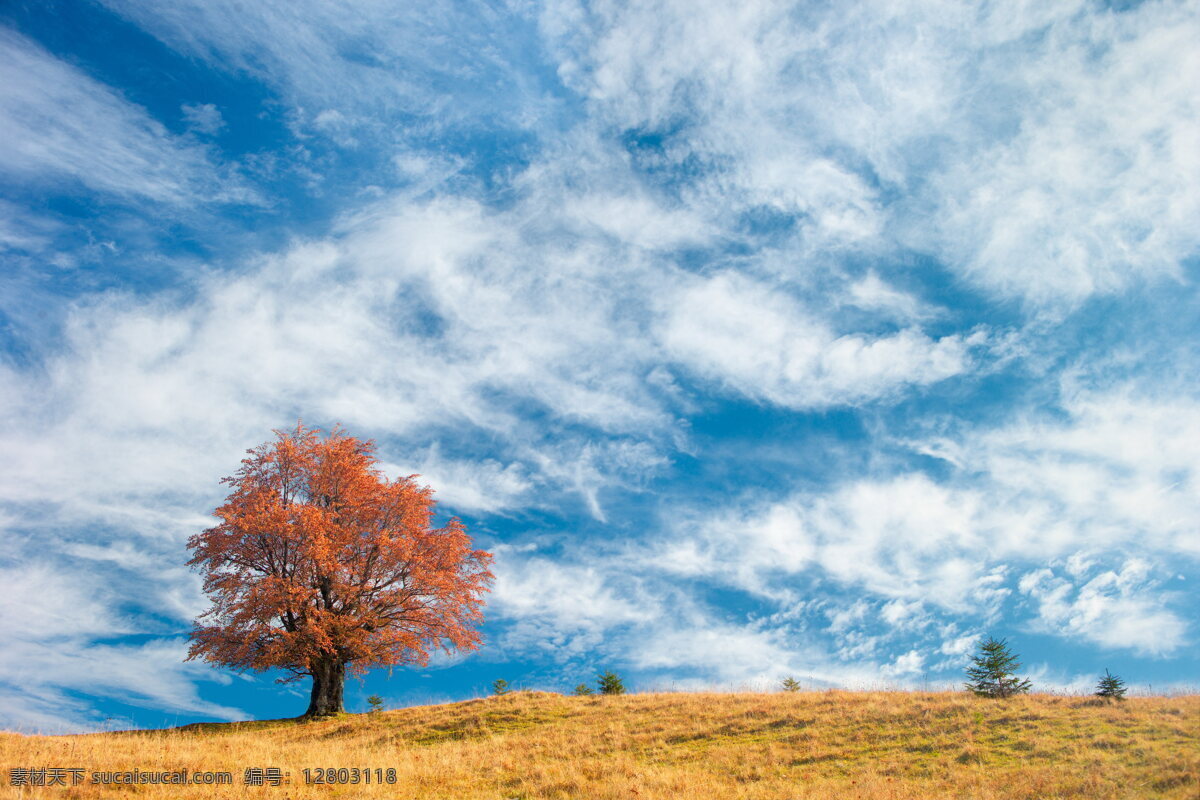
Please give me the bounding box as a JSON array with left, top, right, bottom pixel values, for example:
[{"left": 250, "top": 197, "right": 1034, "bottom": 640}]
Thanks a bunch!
[{"left": 1, "top": 690, "right": 1196, "bottom": 799}]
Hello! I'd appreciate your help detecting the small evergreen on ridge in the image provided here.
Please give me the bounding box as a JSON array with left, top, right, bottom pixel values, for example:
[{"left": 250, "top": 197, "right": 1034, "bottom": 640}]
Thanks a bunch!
[
  {"left": 964, "top": 636, "right": 1032, "bottom": 698},
  {"left": 597, "top": 671, "right": 626, "bottom": 695},
  {"left": 1095, "top": 669, "right": 1127, "bottom": 700}
]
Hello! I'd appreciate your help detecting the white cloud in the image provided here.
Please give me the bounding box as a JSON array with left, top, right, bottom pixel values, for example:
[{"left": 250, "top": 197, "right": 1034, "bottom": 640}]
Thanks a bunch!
[
  {"left": 884, "top": 649, "right": 925, "bottom": 677},
  {"left": 660, "top": 272, "right": 978, "bottom": 408},
  {"left": 647, "top": 385, "right": 1200, "bottom": 658},
  {"left": 542, "top": 0, "right": 1200, "bottom": 304},
  {"left": 0, "top": 686, "right": 103, "bottom": 734},
  {"left": 1019, "top": 560, "right": 1187, "bottom": 655},
  {"left": 0, "top": 29, "right": 244, "bottom": 203},
  {"left": 380, "top": 449, "right": 531, "bottom": 515},
  {"left": 662, "top": 473, "right": 1004, "bottom": 612},
  {"left": 921, "top": 2, "right": 1200, "bottom": 304},
  {"left": 629, "top": 622, "right": 794, "bottom": 683},
  {"left": 0, "top": 200, "right": 60, "bottom": 253},
  {"left": 489, "top": 552, "right": 657, "bottom": 659},
  {"left": 91, "top": 0, "right": 1200, "bottom": 308},
  {"left": 939, "top": 632, "right": 980, "bottom": 658},
  {"left": 880, "top": 599, "right": 928, "bottom": 629},
  {"left": 181, "top": 102, "right": 225, "bottom": 135},
  {"left": 489, "top": 551, "right": 904, "bottom": 688},
  {"left": 843, "top": 273, "right": 933, "bottom": 323},
  {"left": 0, "top": 564, "right": 241, "bottom": 732},
  {"left": 544, "top": 0, "right": 886, "bottom": 254},
  {"left": 0, "top": 564, "right": 130, "bottom": 642},
  {"left": 484, "top": 539, "right": 934, "bottom": 690},
  {"left": 0, "top": 639, "right": 244, "bottom": 733},
  {"left": 966, "top": 389, "right": 1200, "bottom": 559},
  {"left": 98, "top": 0, "right": 558, "bottom": 138}
]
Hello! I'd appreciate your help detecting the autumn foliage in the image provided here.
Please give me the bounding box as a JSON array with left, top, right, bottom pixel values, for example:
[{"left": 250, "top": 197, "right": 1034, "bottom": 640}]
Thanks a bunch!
[{"left": 186, "top": 423, "right": 493, "bottom": 717}]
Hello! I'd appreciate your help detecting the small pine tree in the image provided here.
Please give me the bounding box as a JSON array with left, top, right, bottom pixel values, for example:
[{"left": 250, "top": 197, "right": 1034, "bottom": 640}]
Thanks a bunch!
[
  {"left": 572, "top": 683, "right": 595, "bottom": 696},
  {"left": 597, "top": 670, "right": 626, "bottom": 695},
  {"left": 366, "top": 694, "right": 384, "bottom": 713},
  {"left": 1095, "top": 669, "right": 1127, "bottom": 700},
  {"left": 780, "top": 676, "right": 802, "bottom": 692},
  {"left": 491, "top": 678, "right": 510, "bottom": 696},
  {"left": 964, "top": 636, "right": 1032, "bottom": 698}
]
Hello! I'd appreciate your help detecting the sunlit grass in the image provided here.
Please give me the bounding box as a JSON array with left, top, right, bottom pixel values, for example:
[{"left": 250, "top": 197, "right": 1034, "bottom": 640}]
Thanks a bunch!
[{"left": 2, "top": 690, "right": 1196, "bottom": 798}]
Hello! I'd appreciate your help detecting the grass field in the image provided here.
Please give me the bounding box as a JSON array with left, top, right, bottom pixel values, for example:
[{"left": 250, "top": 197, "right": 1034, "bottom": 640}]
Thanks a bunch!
[{"left": 1, "top": 690, "right": 1196, "bottom": 799}]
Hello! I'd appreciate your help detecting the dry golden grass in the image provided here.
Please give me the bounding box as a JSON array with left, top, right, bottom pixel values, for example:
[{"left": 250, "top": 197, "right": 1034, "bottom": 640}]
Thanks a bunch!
[{"left": 2, "top": 690, "right": 1196, "bottom": 799}]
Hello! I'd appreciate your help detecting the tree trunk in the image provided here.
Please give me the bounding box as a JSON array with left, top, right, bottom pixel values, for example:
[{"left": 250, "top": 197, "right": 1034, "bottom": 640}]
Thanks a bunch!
[{"left": 304, "top": 656, "right": 345, "bottom": 718}]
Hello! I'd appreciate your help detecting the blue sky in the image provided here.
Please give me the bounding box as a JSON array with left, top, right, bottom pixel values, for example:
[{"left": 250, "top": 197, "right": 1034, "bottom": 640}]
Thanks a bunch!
[{"left": 1, "top": 0, "right": 1197, "bottom": 733}]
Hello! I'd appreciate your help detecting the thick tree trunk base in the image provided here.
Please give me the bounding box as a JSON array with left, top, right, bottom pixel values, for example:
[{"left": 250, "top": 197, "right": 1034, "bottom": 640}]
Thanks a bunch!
[{"left": 304, "top": 658, "right": 346, "bottom": 718}]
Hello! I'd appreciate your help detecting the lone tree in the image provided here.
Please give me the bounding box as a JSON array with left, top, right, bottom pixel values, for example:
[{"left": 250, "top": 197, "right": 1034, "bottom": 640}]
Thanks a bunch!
[
  {"left": 1095, "top": 669, "right": 1127, "bottom": 700},
  {"left": 964, "top": 636, "right": 1032, "bottom": 698},
  {"left": 597, "top": 670, "right": 626, "bottom": 695},
  {"left": 186, "top": 423, "right": 494, "bottom": 718}
]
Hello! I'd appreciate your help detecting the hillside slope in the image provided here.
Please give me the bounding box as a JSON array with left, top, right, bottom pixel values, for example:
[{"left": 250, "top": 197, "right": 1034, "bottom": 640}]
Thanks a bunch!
[{"left": 1, "top": 690, "right": 1196, "bottom": 799}]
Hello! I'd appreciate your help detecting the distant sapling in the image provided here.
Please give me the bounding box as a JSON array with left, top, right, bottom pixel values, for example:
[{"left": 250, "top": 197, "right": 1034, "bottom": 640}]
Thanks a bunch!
[{"left": 1094, "top": 670, "right": 1127, "bottom": 700}]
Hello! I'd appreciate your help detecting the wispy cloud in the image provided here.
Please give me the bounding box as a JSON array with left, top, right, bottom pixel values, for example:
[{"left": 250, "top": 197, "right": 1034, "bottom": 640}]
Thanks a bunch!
[
  {"left": 181, "top": 102, "right": 225, "bottom": 135},
  {"left": 921, "top": 2, "right": 1200, "bottom": 304},
  {"left": 0, "top": 564, "right": 240, "bottom": 732},
  {"left": 0, "top": 29, "right": 247, "bottom": 204},
  {"left": 97, "top": 0, "right": 564, "bottom": 142},
  {"left": 543, "top": 0, "right": 1200, "bottom": 305}
]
